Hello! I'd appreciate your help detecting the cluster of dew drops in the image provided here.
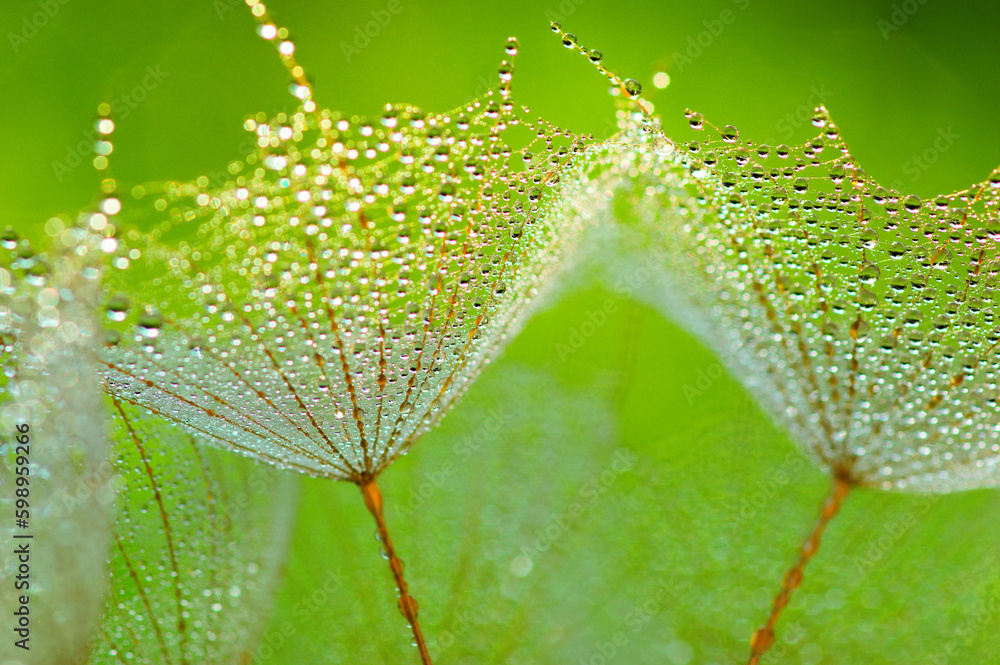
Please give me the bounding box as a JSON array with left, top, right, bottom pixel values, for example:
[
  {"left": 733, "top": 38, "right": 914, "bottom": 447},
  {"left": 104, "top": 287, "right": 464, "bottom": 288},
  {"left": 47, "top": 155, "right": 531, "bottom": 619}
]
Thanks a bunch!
[
  {"left": 86, "top": 18, "right": 637, "bottom": 492},
  {"left": 620, "top": 94, "right": 1000, "bottom": 493},
  {"left": 10, "top": 13, "right": 1000, "bottom": 664}
]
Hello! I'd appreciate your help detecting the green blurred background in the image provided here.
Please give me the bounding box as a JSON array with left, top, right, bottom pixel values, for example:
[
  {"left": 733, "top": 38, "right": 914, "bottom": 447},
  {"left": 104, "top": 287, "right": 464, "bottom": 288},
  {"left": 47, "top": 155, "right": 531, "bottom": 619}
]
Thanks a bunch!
[{"left": 5, "top": 0, "right": 1000, "bottom": 663}]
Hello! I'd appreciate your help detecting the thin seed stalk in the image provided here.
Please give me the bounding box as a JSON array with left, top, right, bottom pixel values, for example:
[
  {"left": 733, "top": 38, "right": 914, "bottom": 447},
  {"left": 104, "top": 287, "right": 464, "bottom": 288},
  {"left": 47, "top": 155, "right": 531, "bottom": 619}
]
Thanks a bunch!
[
  {"left": 360, "top": 479, "right": 433, "bottom": 665},
  {"left": 747, "top": 474, "right": 851, "bottom": 665}
]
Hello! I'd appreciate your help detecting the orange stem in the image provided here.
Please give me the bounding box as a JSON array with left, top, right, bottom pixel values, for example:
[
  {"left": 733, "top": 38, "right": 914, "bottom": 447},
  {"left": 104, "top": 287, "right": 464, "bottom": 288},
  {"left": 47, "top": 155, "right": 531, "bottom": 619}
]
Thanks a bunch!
[
  {"left": 360, "top": 479, "right": 433, "bottom": 665},
  {"left": 747, "top": 474, "right": 851, "bottom": 664}
]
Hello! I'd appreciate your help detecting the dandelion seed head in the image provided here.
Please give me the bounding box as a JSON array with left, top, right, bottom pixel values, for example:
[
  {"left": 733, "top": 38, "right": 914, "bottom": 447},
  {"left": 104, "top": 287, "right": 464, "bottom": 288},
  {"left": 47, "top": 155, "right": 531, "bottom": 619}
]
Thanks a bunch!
[{"left": 613, "top": 107, "right": 1000, "bottom": 493}]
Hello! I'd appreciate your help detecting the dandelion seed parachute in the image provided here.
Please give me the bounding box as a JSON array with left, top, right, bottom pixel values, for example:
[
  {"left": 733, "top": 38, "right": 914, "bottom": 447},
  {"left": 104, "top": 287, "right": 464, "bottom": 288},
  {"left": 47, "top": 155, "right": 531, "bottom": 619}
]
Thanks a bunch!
[
  {"left": 0, "top": 99, "right": 299, "bottom": 665},
  {"left": 619, "top": 107, "right": 1000, "bottom": 494},
  {"left": 86, "top": 401, "right": 298, "bottom": 665},
  {"left": 98, "top": 44, "right": 612, "bottom": 485},
  {"left": 93, "top": 8, "right": 629, "bottom": 662},
  {"left": 606, "top": 100, "right": 1000, "bottom": 660}
]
